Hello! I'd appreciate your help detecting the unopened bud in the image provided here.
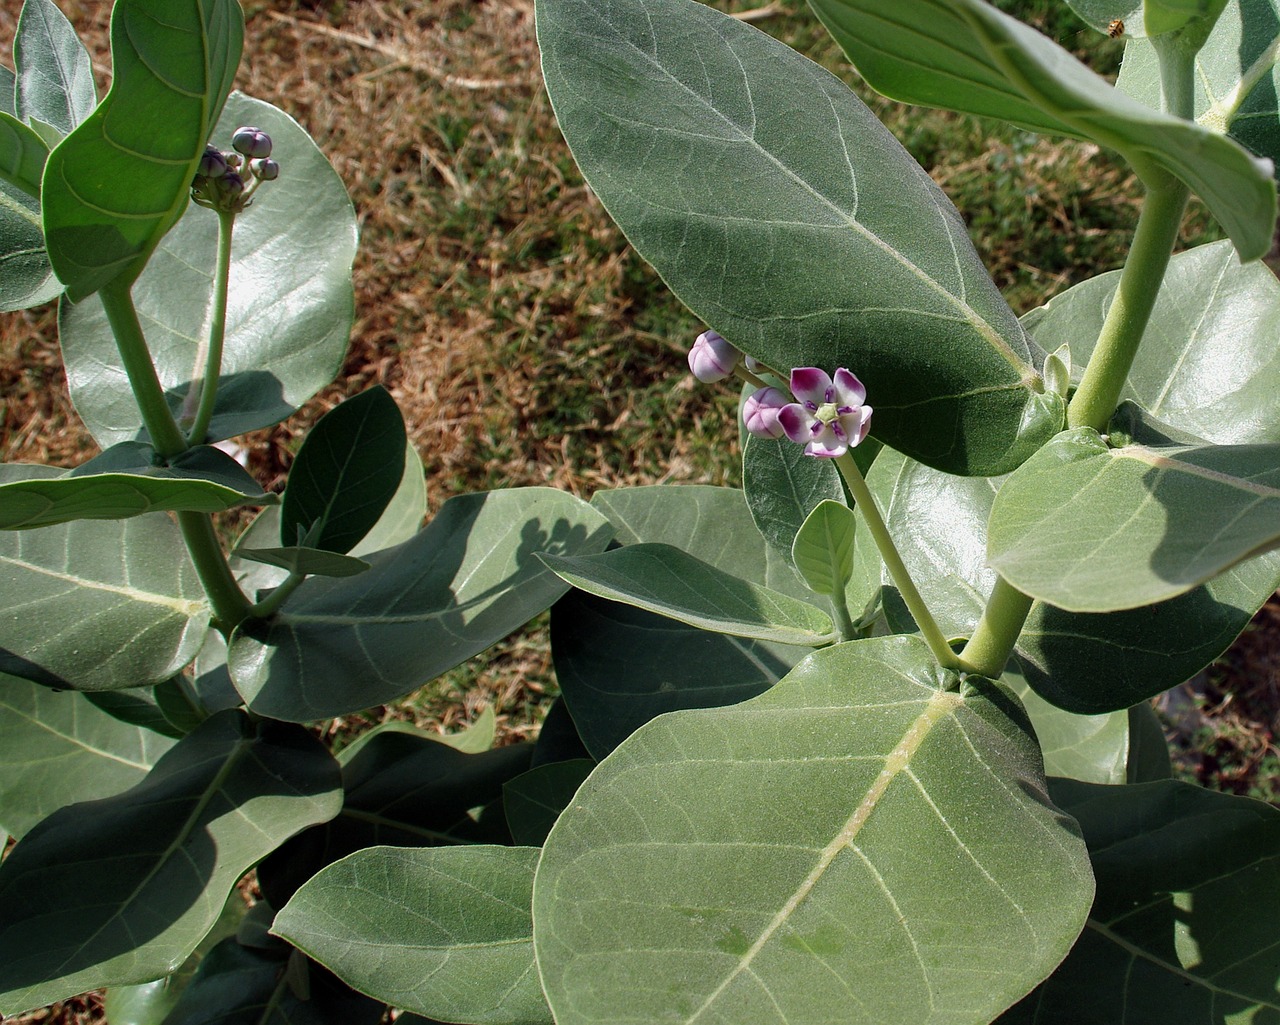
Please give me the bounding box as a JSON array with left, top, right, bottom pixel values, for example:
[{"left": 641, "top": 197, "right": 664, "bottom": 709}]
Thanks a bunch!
[
  {"left": 197, "top": 146, "right": 228, "bottom": 178},
  {"left": 250, "top": 157, "right": 280, "bottom": 181},
  {"left": 688, "top": 329, "right": 741, "bottom": 384},
  {"left": 232, "top": 126, "right": 273, "bottom": 159}
]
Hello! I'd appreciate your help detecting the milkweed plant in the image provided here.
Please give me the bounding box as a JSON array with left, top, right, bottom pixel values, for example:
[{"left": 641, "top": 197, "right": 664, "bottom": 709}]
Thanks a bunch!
[{"left": 0, "top": 0, "right": 1277, "bottom": 1022}]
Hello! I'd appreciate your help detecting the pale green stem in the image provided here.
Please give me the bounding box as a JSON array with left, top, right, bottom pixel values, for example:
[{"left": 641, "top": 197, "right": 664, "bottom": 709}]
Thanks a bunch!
[
  {"left": 249, "top": 572, "right": 306, "bottom": 620},
  {"left": 732, "top": 364, "right": 769, "bottom": 390},
  {"left": 956, "top": 577, "right": 1034, "bottom": 680},
  {"left": 834, "top": 452, "right": 960, "bottom": 672},
  {"left": 828, "top": 577, "right": 857, "bottom": 643},
  {"left": 186, "top": 209, "right": 235, "bottom": 445},
  {"left": 178, "top": 511, "right": 253, "bottom": 632}
]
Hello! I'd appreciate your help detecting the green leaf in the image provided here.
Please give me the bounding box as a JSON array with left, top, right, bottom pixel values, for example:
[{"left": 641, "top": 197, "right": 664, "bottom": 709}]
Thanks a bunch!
[
  {"left": 229, "top": 488, "right": 612, "bottom": 721},
  {"left": 0, "top": 156, "right": 59, "bottom": 312},
  {"left": 1000, "top": 779, "right": 1280, "bottom": 1024},
  {"left": 280, "top": 387, "right": 406, "bottom": 554},
  {"left": 809, "top": 0, "right": 1276, "bottom": 260},
  {"left": 0, "top": 710, "right": 342, "bottom": 1015},
  {"left": 85, "top": 687, "right": 185, "bottom": 739},
  {"left": 537, "top": 0, "right": 1061, "bottom": 476},
  {"left": 0, "top": 474, "right": 210, "bottom": 691},
  {"left": 0, "top": 444, "right": 269, "bottom": 529},
  {"left": 41, "top": 0, "right": 243, "bottom": 300},
  {"left": 1127, "top": 703, "right": 1174, "bottom": 782},
  {"left": 742, "top": 434, "right": 845, "bottom": 566},
  {"left": 59, "top": 92, "right": 356, "bottom": 445},
  {"left": 276, "top": 845, "right": 551, "bottom": 1025},
  {"left": 1143, "top": 0, "right": 1229, "bottom": 37},
  {"left": 13, "top": 0, "right": 96, "bottom": 137},
  {"left": 988, "top": 427, "right": 1280, "bottom": 611},
  {"left": 0, "top": 674, "right": 176, "bottom": 838},
  {"left": 0, "top": 110, "right": 48, "bottom": 199},
  {"left": 1023, "top": 240, "right": 1280, "bottom": 445},
  {"left": 790, "top": 499, "right": 857, "bottom": 597},
  {"left": 233, "top": 546, "right": 370, "bottom": 579},
  {"left": 542, "top": 543, "right": 837, "bottom": 646},
  {"left": 534, "top": 635, "right": 1094, "bottom": 1025},
  {"left": 349, "top": 440, "right": 426, "bottom": 557},
  {"left": 503, "top": 759, "right": 594, "bottom": 846},
  {"left": 435, "top": 705, "right": 497, "bottom": 753}
]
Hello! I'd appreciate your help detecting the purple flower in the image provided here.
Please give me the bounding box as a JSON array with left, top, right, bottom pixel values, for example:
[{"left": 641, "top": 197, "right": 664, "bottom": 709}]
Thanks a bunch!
[
  {"left": 776, "top": 367, "right": 872, "bottom": 458},
  {"left": 743, "top": 387, "right": 789, "bottom": 439},
  {"left": 688, "top": 330, "right": 741, "bottom": 383}
]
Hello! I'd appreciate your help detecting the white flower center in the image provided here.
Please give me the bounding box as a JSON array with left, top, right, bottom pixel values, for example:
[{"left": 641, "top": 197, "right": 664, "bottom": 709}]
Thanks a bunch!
[{"left": 815, "top": 401, "right": 841, "bottom": 424}]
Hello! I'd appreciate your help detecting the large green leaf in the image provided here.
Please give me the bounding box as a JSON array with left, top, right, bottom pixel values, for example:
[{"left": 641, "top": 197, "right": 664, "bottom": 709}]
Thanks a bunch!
[
  {"left": 862, "top": 446, "right": 1280, "bottom": 712},
  {"left": 1023, "top": 240, "right": 1280, "bottom": 445},
  {"left": 229, "top": 488, "right": 612, "bottom": 721},
  {"left": 988, "top": 428, "right": 1280, "bottom": 612},
  {"left": 0, "top": 710, "right": 342, "bottom": 1015},
  {"left": 808, "top": 0, "right": 1276, "bottom": 260},
  {"left": 504, "top": 759, "right": 594, "bottom": 846},
  {"left": 276, "top": 846, "right": 550, "bottom": 1025},
  {"left": 999, "top": 779, "right": 1280, "bottom": 1024},
  {"left": 0, "top": 443, "right": 269, "bottom": 529},
  {"left": 0, "top": 173, "right": 59, "bottom": 311},
  {"left": 0, "top": 472, "right": 210, "bottom": 691},
  {"left": 0, "top": 674, "right": 176, "bottom": 839},
  {"left": 59, "top": 92, "right": 356, "bottom": 446},
  {"left": 41, "top": 0, "right": 243, "bottom": 300},
  {"left": 537, "top": 0, "right": 1062, "bottom": 476},
  {"left": 1117, "top": 0, "right": 1280, "bottom": 177},
  {"left": 542, "top": 543, "right": 837, "bottom": 646},
  {"left": 14, "top": 0, "right": 96, "bottom": 137},
  {"left": 742, "top": 434, "right": 846, "bottom": 566},
  {"left": 1002, "top": 666, "right": 1128, "bottom": 784},
  {"left": 534, "top": 636, "right": 1094, "bottom": 1025}
]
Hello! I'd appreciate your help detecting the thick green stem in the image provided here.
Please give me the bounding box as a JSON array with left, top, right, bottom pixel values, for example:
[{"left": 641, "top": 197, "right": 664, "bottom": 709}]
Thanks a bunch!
[
  {"left": 834, "top": 452, "right": 960, "bottom": 672},
  {"left": 97, "top": 280, "right": 188, "bottom": 459},
  {"left": 956, "top": 577, "right": 1034, "bottom": 679},
  {"left": 178, "top": 511, "right": 253, "bottom": 631},
  {"left": 186, "top": 209, "right": 235, "bottom": 445},
  {"left": 249, "top": 572, "right": 306, "bottom": 620}
]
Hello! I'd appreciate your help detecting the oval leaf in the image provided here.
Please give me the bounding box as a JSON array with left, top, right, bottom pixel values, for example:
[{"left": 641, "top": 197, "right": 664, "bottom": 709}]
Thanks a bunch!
[
  {"left": 537, "top": 0, "right": 1060, "bottom": 476},
  {"left": 790, "top": 498, "right": 857, "bottom": 597},
  {"left": 743, "top": 433, "right": 846, "bottom": 566},
  {"left": 13, "top": 0, "right": 96, "bottom": 137}
]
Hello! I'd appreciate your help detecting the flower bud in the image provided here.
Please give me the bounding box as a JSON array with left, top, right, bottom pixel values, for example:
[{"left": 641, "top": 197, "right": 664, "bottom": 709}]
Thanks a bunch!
[
  {"left": 231, "top": 126, "right": 272, "bottom": 159},
  {"left": 220, "top": 171, "right": 246, "bottom": 196},
  {"left": 688, "top": 329, "right": 741, "bottom": 383},
  {"left": 250, "top": 157, "right": 280, "bottom": 181},
  {"left": 743, "top": 387, "right": 789, "bottom": 439},
  {"left": 197, "top": 146, "right": 228, "bottom": 178}
]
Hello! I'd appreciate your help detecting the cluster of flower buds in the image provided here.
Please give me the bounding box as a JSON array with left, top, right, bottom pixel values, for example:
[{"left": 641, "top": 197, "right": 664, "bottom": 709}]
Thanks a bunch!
[
  {"left": 190, "top": 126, "right": 280, "bottom": 213},
  {"left": 689, "top": 329, "right": 872, "bottom": 459}
]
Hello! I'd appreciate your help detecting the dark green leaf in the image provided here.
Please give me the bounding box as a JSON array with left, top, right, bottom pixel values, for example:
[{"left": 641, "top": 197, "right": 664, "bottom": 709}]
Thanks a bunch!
[
  {"left": 0, "top": 711, "right": 342, "bottom": 1015},
  {"left": 537, "top": 0, "right": 1062, "bottom": 476},
  {"left": 233, "top": 547, "right": 370, "bottom": 579},
  {"left": 85, "top": 687, "right": 186, "bottom": 739},
  {"left": 14, "top": 0, "right": 95, "bottom": 136},
  {"left": 348, "top": 441, "right": 426, "bottom": 556},
  {"left": 1126, "top": 703, "right": 1174, "bottom": 782},
  {"left": 41, "top": 0, "right": 243, "bottom": 300},
  {"left": 503, "top": 759, "right": 593, "bottom": 846},
  {"left": 276, "top": 846, "right": 551, "bottom": 1025},
  {"left": 743, "top": 434, "right": 845, "bottom": 566},
  {"left": 229, "top": 489, "right": 612, "bottom": 721},
  {"left": 534, "top": 636, "right": 1094, "bottom": 1025},
  {"left": 0, "top": 161, "right": 59, "bottom": 312},
  {"left": 0, "top": 110, "right": 48, "bottom": 198}
]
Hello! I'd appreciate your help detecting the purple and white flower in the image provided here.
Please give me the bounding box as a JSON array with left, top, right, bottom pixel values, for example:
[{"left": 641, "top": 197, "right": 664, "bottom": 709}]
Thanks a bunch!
[
  {"left": 775, "top": 367, "right": 872, "bottom": 458},
  {"left": 743, "top": 386, "right": 789, "bottom": 439},
  {"left": 687, "top": 330, "right": 742, "bottom": 383}
]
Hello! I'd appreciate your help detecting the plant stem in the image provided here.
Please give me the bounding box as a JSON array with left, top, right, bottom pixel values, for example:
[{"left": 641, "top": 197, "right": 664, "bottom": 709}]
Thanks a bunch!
[
  {"left": 956, "top": 577, "right": 1034, "bottom": 679},
  {"left": 178, "top": 511, "right": 253, "bottom": 631},
  {"left": 828, "top": 576, "right": 857, "bottom": 642},
  {"left": 186, "top": 209, "right": 235, "bottom": 445},
  {"left": 249, "top": 572, "right": 306, "bottom": 620},
  {"left": 97, "top": 280, "right": 189, "bottom": 459},
  {"left": 834, "top": 452, "right": 960, "bottom": 672}
]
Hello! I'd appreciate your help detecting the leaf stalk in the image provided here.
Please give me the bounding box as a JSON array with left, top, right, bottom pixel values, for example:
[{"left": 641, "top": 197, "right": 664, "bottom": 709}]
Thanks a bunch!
[{"left": 185, "top": 209, "right": 236, "bottom": 445}]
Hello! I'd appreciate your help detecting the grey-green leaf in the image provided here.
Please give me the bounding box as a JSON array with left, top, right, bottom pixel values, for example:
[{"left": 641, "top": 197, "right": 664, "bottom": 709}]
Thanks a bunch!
[
  {"left": 809, "top": 0, "right": 1276, "bottom": 260},
  {"left": 988, "top": 428, "right": 1280, "bottom": 611},
  {"left": 14, "top": 0, "right": 96, "bottom": 137},
  {"left": 791, "top": 499, "right": 857, "bottom": 597},
  {"left": 276, "top": 846, "right": 550, "bottom": 1025},
  {"left": 0, "top": 167, "right": 59, "bottom": 312},
  {"left": 537, "top": 0, "right": 1061, "bottom": 476},
  {"left": 743, "top": 434, "right": 845, "bottom": 566},
  {"left": 0, "top": 710, "right": 342, "bottom": 1015},
  {"left": 233, "top": 546, "right": 370, "bottom": 579},
  {"left": 534, "top": 635, "right": 1094, "bottom": 1025},
  {"left": 229, "top": 488, "right": 613, "bottom": 721},
  {"left": 0, "top": 674, "right": 175, "bottom": 839},
  {"left": 0, "top": 110, "right": 48, "bottom": 199},
  {"left": 504, "top": 759, "right": 594, "bottom": 846},
  {"left": 542, "top": 543, "right": 837, "bottom": 645}
]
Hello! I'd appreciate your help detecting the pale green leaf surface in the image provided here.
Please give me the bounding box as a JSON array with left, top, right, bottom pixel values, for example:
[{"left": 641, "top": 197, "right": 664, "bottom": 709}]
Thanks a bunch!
[
  {"left": 234, "top": 546, "right": 370, "bottom": 579},
  {"left": 14, "top": 0, "right": 95, "bottom": 137},
  {"left": 41, "top": 0, "right": 243, "bottom": 300},
  {"left": 0, "top": 64, "right": 15, "bottom": 116},
  {"left": 542, "top": 543, "right": 837, "bottom": 646},
  {"left": 276, "top": 845, "right": 550, "bottom": 1025},
  {"left": 348, "top": 442, "right": 427, "bottom": 557},
  {"left": 999, "top": 779, "right": 1280, "bottom": 1024},
  {"left": 230, "top": 488, "right": 613, "bottom": 721},
  {"left": 535, "top": 635, "right": 1094, "bottom": 1025},
  {"left": 0, "top": 110, "right": 48, "bottom": 198},
  {"left": 742, "top": 434, "right": 846, "bottom": 567},
  {"left": 538, "top": 0, "right": 1061, "bottom": 476},
  {"left": 790, "top": 499, "right": 857, "bottom": 598},
  {"left": 0, "top": 470, "right": 210, "bottom": 691},
  {"left": 0, "top": 710, "right": 342, "bottom": 1015},
  {"left": 436, "top": 705, "right": 497, "bottom": 753},
  {"left": 1001, "top": 666, "right": 1127, "bottom": 784},
  {"left": 0, "top": 172, "right": 59, "bottom": 312},
  {"left": 0, "top": 674, "right": 175, "bottom": 839},
  {"left": 988, "top": 428, "right": 1280, "bottom": 611},
  {"left": 60, "top": 92, "right": 355, "bottom": 445},
  {"left": 809, "top": 0, "right": 1276, "bottom": 259},
  {"left": 504, "top": 759, "right": 593, "bottom": 846}
]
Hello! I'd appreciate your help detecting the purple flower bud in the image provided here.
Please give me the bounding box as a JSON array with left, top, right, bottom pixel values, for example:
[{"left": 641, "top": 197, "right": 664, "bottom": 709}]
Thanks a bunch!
[
  {"left": 775, "top": 367, "right": 873, "bottom": 458},
  {"left": 743, "top": 387, "right": 789, "bottom": 439},
  {"left": 219, "top": 171, "right": 246, "bottom": 196},
  {"left": 688, "top": 329, "right": 741, "bottom": 384},
  {"left": 231, "top": 126, "right": 273, "bottom": 159},
  {"left": 250, "top": 157, "right": 280, "bottom": 181},
  {"left": 225, "top": 152, "right": 243, "bottom": 169},
  {"left": 197, "top": 146, "right": 228, "bottom": 178}
]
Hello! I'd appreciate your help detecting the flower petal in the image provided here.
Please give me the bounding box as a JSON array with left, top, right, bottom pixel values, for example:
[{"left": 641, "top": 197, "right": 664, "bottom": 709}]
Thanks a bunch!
[
  {"left": 832, "top": 368, "right": 866, "bottom": 406},
  {"left": 789, "top": 367, "right": 833, "bottom": 405},
  {"left": 776, "top": 404, "right": 813, "bottom": 445}
]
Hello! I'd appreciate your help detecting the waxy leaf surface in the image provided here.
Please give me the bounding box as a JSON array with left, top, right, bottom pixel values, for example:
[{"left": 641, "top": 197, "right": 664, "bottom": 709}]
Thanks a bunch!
[
  {"left": 60, "top": 94, "right": 357, "bottom": 446},
  {"left": 0, "top": 674, "right": 175, "bottom": 839},
  {"left": 41, "top": 0, "right": 243, "bottom": 299},
  {"left": 230, "top": 488, "right": 612, "bottom": 721},
  {"left": 988, "top": 428, "right": 1280, "bottom": 611},
  {"left": 0, "top": 710, "right": 342, "bottom": 1015},
  {"left": 538, "top": 0, "right": 1060, "bottom": 476},
  {"left": 808, "top": 0, "right": 1276, "bottom": 259},
  {"left": 13, "top": 0, "right": 96, "bottom": 137},
  {"left": 1000, "top": 779, "right": 1280, "bottom": 1024},
  {"left": 0, "top": 111, "right": 49, "bottom": 199},
  {"left": 742, "top": 434, "right": 846, "bottom": 568},
  {"left": 0, "top": 472, "right": 209, "bottom": 691},
  {"left": 504, "top": 759, "right": 594, "bottom": 846},
  {"left": 534, "top": 636, "right": 1094, "bottom": 1025},
  {"left": 277, "top": 845, "right": 550, "bottom": 1025}
]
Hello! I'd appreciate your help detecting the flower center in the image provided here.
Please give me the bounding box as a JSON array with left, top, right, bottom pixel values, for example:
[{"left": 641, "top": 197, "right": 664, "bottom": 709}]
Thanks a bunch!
[{"left": 815, "top": 401, "right": 841, "bottom": 424}]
